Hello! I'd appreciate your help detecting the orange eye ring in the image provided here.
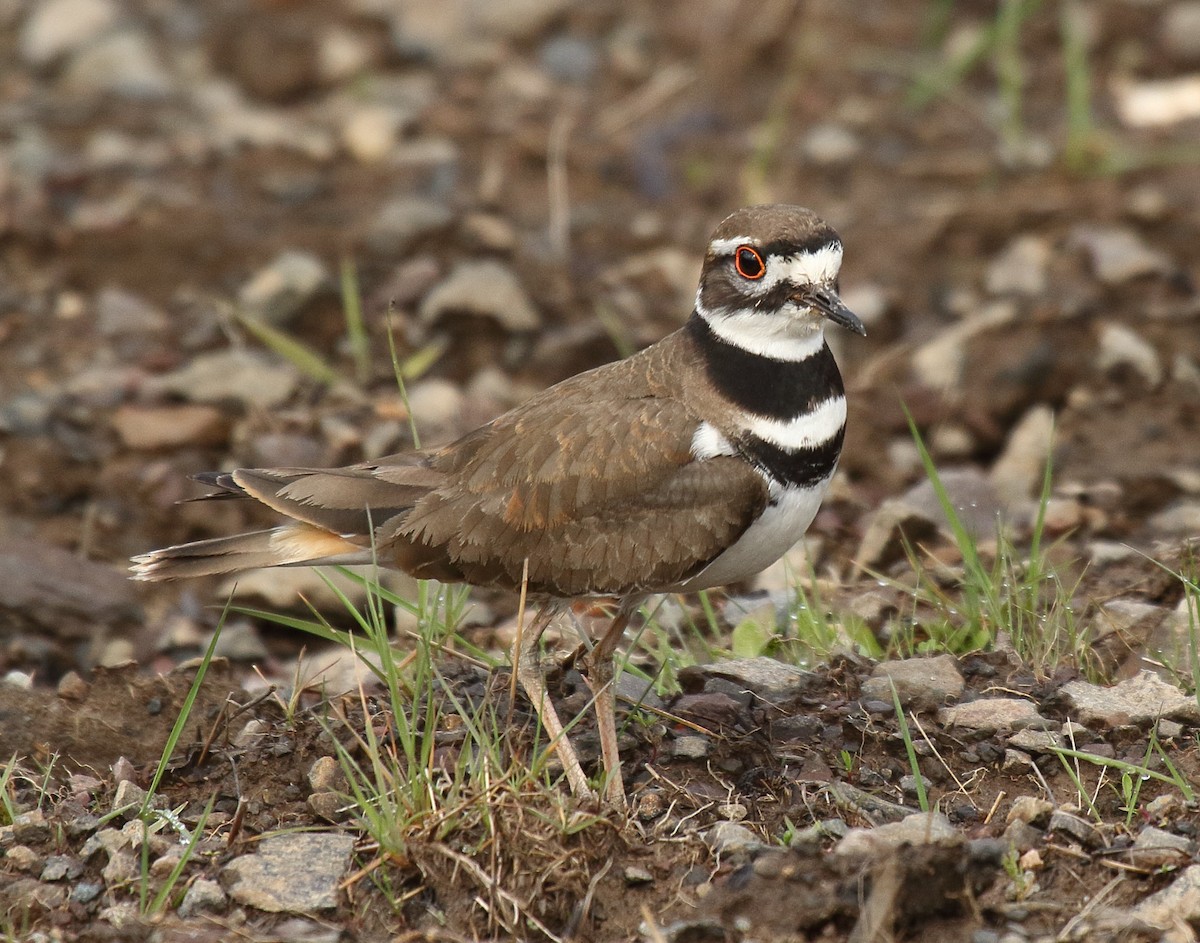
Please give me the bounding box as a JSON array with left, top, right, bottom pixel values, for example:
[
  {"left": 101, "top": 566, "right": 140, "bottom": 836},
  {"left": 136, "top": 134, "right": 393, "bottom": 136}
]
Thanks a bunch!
[{"left": 734, "top": 245, "right": 765, "bottom": 280}]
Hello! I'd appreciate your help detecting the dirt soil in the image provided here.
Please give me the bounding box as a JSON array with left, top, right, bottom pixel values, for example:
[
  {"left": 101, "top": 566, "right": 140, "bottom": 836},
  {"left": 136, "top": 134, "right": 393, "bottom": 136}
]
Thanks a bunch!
[{"left": 2, "top": 0, "right": 1200, "bottom": 941}]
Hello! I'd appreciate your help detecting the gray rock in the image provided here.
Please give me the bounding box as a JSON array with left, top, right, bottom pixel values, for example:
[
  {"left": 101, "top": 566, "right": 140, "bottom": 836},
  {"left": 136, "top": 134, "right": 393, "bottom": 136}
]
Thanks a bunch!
[
  {"left": 1006, "top": 728, "right": 1064, "bottom": 754},
  {"left": 802, "top": 123, "right": 861, "bottom": 166},
  {"left": 62, "top": 29, "right": 173, "bottom": 100},
  {"left": 690, "top": 657, "right": 816, "bottom": 704},
  {"left": 911, "top": 301, "right": 1016, "bottom": 389},
  {"left": 1097, "top": 323, "right": 1163, "bottom": 386},
  {"left": 419, "top": 260, "right": 541, "bottom": 331},
  {"left": 145, "top": 349, "right": 300, "bottom": 408},
  {"left": 1131, "top": 864, "right": 1200, "bottom": 928},
  {"left": 1130, "top": 826, "right": 1192, "bottom": 869},
  {"left": 861, "top": 655, "right": 964, "bottom": 712},
  {"left": 834, "top": 812, "right": 958, "bottom": 860},
  {"left": 1070, "top": 226, "right": 1172, "bottom": 285},
  {"left": 623, "top": 865, "right": 654, "bottom": 885},
  {"left": 19, "top": 0, "right": 118, "bottom": 66},
  {"left": 670, "top": 735, "right": 710, "bottom": 760},
  {"left": 703, "top": 821, "right": 763, "bottom": 856},
  {"left": 0, "top": 392, "right": 56, "bottom": 435},
  {"left": 939, "top": 698, "right": 1051, "bottom": 734},
  {"left": 11, "top": 810, "right": 51, "bottom": 846},
  {"left": 1001, "top": 819, "right": 1044, "bottom": 853},
  {"left": 112, "top": 780, "right": 147, "bottom": 815},
  {"left": 1148, "top": 500, "right": 1200, "bottom": 535},
  {"left": 1060, "top": 671, "right": 1200, "bottom": 727},
  {"left": 990, "top": 404, "right": 1055, "bottom": 505},
  {"left": 95, "top": 287, "right": 167, "bottom": 335},
  {"left": 5, "top": 845, "right": 41, "bottom": 872},
  {"left": 539, "top": 35, "right": 599, "bottom": 84},
  {"left": 1047, "top": 809, "right": 1104, "bottom": 849},
  {"left": 366, "top": 196, "right": 453, "bottom": 256},
  {"left": 223, "top": 832, "right": 355, "bottom": 913},
  {"left": 239, "top": 250, "right": 328, "bottom": 326},
  {"left": 178, "top": 877, "right": 227, "bottom": 917},
  {"left": 1006, "top": 796, "right": 1053, "bottom": 827},
  {"left": 985, "top": 234, "right": 1050, "bottom": 297},
  {"left": 308, "top": 756, "right": 345, "bottom": 793}
]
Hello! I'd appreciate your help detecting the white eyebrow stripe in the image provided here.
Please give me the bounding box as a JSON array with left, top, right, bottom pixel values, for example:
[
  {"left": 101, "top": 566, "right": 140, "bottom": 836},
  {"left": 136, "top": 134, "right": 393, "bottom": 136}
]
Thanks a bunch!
[
  {"left": 743, "top": 396, "right": 847, "bottom": 451},
  {"left": 759, "top": 243, "right": 843, "bottom": 288},
  {"left": 709, "top": 235, "right": 756, "bottom": 255}
]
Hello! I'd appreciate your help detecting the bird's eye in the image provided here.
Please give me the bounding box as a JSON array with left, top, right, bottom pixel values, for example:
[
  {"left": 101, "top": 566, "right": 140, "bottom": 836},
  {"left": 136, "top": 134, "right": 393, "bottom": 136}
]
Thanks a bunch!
[{"left": 734, "top": 246, "right": 765, "bottom": 280}]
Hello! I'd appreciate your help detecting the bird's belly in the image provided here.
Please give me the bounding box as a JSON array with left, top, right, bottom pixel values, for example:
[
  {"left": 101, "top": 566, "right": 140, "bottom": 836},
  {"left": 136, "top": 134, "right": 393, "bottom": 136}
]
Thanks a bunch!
[{"left": 673, "top": 473, "right": 832, "bottom": 592}]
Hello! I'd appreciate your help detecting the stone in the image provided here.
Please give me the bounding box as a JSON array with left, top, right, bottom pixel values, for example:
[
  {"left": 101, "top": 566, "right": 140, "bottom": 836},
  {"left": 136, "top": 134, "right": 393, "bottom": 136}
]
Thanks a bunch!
[
  {"left": 1001, "top": 819, "right": 1044, "bottom": 854},
  {"left": 1060, "top": 671, "right": 1200, "bottom": 727},
  {"left": 11, "top": 810, "right": 52, "bottom": 845},
  {"left": 112, "top": 781, "right": 147, "bottom": 815},
  {"left": 834, "top": 812, "right": 958, "bottom": 860},
  {"left": 1148, "top": 500, "right": 1200, "bottom": 535},
  {"left": 1047, "top": 810, "right": 1104, "bottom": 849},
  {"left": 703, "top": 821, "right": 763, "bottom": 856},
  {"left": 307, "top": 756, "right": 345, "bottom": 793},
  {"left": 19, "top": 0, "right": 117, "bottom": 66},
  {"left": 1097, "top": 323, "right": 1163, "bottom": 386},
  {"left": 670, "top": 735, "right": 711, "bottom": 760},
  {"left": 178, "top": 878, "right": 227, "bottom": 917},
  {"left": 366, "top": 196, "right": 453, "bottom": 256},
  {"left": 145, "top": 349, "right": 301, "bottom": 408},
  {"left": 985, "top": 234, "right": 1051, "bottom": 297},
  {"left": 1163, "top": 3, "right": 1200, "bottom": 62},
  {"left": 990, "top": 404, "right": 1055, "bottom": 504},
  {"left": 61, "top": 29, "right": 173, "bottom": 100},
  {"left": 1070, "top": 226, "right": 1172, "bottom": 284},
  {"left": 1113, "top": 75, "right": 1200, "bottom": 129},
  {"left": 1131, "top": 864, "right": 1200, "bottom": 928},
  {"left": 623, "top": 865, "right": 654, "bottom": 886},
  {"left": 539, "top": 35, "right": 600, "bottom": 84},
  {"left": 5, "top": 845, "right": 41, "bottom": 872},
  {"left": 938, "top": 698, "right": 1050, "bottom": 734},
  {"left": 1006, "top": 728, "right": 1063, "bottom": 754},
  {"left": 95, "top": 287, "right": 167, "bottom": 335},
  {"left": 689, "top": 657, "right": 816, "bottom": 704},
  {"left": 341, "top": 105, "right": 409, "bottom": 163},
  {"left": 239, "top": 250, "right": 328, "bottom": 326},
  {"left": 111, "top": 404, "right": 227, "bottom": 450},
  {"left": 802, "top": 123, "right": 861, "bottom": 166},
  {"left": 861, "top": 655, "right": 964, "bottom": 712},
  {"left": 419, "top": 260, "right": 541, "bottom": 331},
  {"left": 223, "top": 832, "right": 355, "bottom": 913},
  {"left": 911, "top": 301, "right": 1016, "bottom": 389},
  {"left": 1007, "top": 796, "right": 1053, "bottom": 827},
  {"left": 1129, "top": 826, "right": 1192, "bottom": 869}
]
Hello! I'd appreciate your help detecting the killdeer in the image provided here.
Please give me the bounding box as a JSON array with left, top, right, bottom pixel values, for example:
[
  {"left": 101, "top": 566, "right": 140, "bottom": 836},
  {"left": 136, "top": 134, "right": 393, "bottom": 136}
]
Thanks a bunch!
[{"left": 132, "top": 204, "right": 864, "bottom": 807}]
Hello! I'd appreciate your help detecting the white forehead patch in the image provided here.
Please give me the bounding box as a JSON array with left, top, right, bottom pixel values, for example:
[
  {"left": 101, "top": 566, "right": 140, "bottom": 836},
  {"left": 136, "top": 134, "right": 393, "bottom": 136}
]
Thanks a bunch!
[{"left": 708, "top": 237, "right": 844, "bottom": 287}]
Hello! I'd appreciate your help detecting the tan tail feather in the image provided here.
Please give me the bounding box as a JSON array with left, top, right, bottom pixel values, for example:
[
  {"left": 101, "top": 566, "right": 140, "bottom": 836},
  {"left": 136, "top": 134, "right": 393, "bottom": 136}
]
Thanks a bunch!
[{"left": 130, "top": 524, "right": 366, "bottom": 582}]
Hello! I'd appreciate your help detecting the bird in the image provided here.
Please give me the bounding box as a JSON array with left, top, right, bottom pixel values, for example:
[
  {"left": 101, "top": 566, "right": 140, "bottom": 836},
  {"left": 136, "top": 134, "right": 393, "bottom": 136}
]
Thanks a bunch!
[{"left": 132, "top": 203, "right": 865, "bottom": 808}]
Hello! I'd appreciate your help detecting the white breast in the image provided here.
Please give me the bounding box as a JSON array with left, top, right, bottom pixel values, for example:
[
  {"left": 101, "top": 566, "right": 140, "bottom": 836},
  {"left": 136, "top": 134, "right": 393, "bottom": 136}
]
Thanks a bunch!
[{"left": 673, "top": 473, "right": 832, "bottom": 592}]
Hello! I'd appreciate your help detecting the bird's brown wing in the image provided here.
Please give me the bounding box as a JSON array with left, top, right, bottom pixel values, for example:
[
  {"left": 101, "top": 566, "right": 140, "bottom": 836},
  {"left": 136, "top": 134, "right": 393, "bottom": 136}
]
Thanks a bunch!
[{"left": 395, "top": 349, "right": 770, "bottom": 596}]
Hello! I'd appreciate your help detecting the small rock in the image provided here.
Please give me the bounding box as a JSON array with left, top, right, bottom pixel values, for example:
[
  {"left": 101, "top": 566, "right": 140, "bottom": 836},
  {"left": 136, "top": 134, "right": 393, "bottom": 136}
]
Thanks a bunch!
[
  {"left": 1158, "top": 718, "right": 1184, "bottom": 740},
  {"left": 366, "top": 196, "right": 453, "bottom": 256},
  {"left": 145, "top": 349, "right": 301, "bottom": 408},
  {"left": 990, "top": 404, "right": 1055, "bottom": 504},
  {"left": 985, "top": 235, "right": 1051, "bottom": 297},
  {"left": 834, "top": 812, "right": 958, "bottom": 860},
  {"left": 95, "top": 287, "right": 167, "bottom": 335},
  {"left": 19, "top": 0, "right": 118, "bottom": 66},
  {"left": 911, "top": 302, "right": 1016, "bottom": 389},
  {"left": 341, "top": 105, "right": 408, "bottom": 163},
  {"left": 111, "top": 404, "right": 228, "bottom": 450},
  {"left": 223, "top": 832, "right": 355, "bottom": 912},
  {"left": 112, "top": 780, "right": 147, "bottom": 815},
  {"left": 1047, "top": 810, "right": 1104, "bottom": 849},
  {"left": 239, "top": 250, "right": 329, "bottom": 326},
  {"left": 1113, "top": 75, "right": 1200, "bottom": 129},
  {"left": 703, "top": 821, "right": 763, "bottom": 856},
  {"left": 102, "top": 849, "right": 138, "bottom": 885},
  {"left": 1060, "top": 671, "right": 1200, "bottom": 727},
  {"left": 307, "top": 793, "right": 345, "bottom": 821},
  {"left": 861, "top": 655, "right": 965, "bottom": 712},
  {"left": 1006, "top": 796, "right": 1053, "bottom": 827},
  {"left": 178, "top": 878, "right": 228, "bottom": 917},
  {"left": 802, "top": 123, "right": 861, "bottom": 166},
  {"left": 1130, "top": 826, "right": 1192, "bottom": 869},
  {"left": 623, "top": 865, "right": 654, "bottom": 886},
  {"left": 308, "top": 756, "right": 345, "bottom": 794},
  {"left": 5, "top": 845, "right": 42, "bottom": 872},
  {"left": 539, "top": 35, "right": 599, "bottom": 84},
  {"left": 938, "top": 698, "right": 1050, "bottom": 734},
  {"left": 1006, "top": 728, "right": 1063, "bottom": 754},
  {"left": 56, "top": 671, "right": 90, "bottom": 701},
  {"left": 419, "top": 260, "right": 541, "bottom": 331},
  {"left": 40, "top": 855, "right": 82, "bottom": 881},
  {"left": 1148, "top": 500, "right": 1200, "bottom": 535},
  {"left": 689, "top": 657, "right": 816, "bottom": 704},
  {"left": 1001, "top": 819, "right": 1044, "bottom": 854},
  {"left": 12, "top": 810, "right": 51, "bottom": 845},
  {"left": 72, "top": 882, "right": 103, "bottom": 905},
  {"left": 1097, "top": 323, "right": 1163, "bottom": 386},
  {"left": 1131, "top": 864, "right": 1200, "bottom": 928},
  {"left": 670, "top": 735, "right": 711, "bottom": 760},
  {"left": 1163, "top": 3, "right": 1200, "bottom": 63},
  {"left": 839, "top": 282, "right": 890, "bottom": 328},
  {"left": 62, "top": 29, "right": 173, "bottom": 100},
  {"left": 1070, "top": 226, "right": 1172, "bottom": 284},
  {"left": 234, "top": 719, "right": 270, "bottom": 747}
]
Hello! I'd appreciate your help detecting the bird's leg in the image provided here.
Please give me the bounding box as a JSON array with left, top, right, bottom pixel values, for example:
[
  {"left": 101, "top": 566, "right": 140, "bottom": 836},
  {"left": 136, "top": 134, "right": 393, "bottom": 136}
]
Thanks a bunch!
[
  {"left": 579, "top": 596, "right": 644, "bottom": 809},
  {"left": 514, "top": 604, "right": 596, "bottom": 800}
]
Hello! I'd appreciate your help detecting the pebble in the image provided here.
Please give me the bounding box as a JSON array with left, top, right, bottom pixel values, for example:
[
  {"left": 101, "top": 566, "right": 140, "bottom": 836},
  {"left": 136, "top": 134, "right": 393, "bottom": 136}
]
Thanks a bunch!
[
  {"left": 62, "top": 29, "right": 174, "bottom": 100},
  {"left": 1047, "top": 809, "right": 1104, "bottom": 849},
  {"left": 1097, "top": 323, "right": 1163, "bottom": 386},
  {"left": 670, "top": 735, "right": 711, "bottom": 760},
  {"left": 5, "top": 844, "right": 42, "bottom": 872},
  {"left": 308, "top": 756, "right": 346, "bottom": 793},
  {"left": 178, "top": 878, "right": 228, "bottom": 917},
  {"left": 111, "top": 404, "right": 228, "bottom": 450},
  {"left": 1006, "top": 728, "right": 1063, "bottom": 754},
  {"left": 839, "top": 282, "right": 890, "bottom": 328},
  {"left": 1007, "top": 796, "right": 1053, "bottom": 827},
  {"left": 95, "top": 287, "right": 167, "bottom": 336},
  {"left": 1131, "top": 864, "right": 1200, "bottom": 928},
  {"left": 990, "top": 404, "right": 1055, "bottom": 505},
  {"left": 1113, "top": 75, "right": 1200, "bottom": 128},
  {"left": 342, "top": 105, "right": 409, "bottom": 163},
  {"left": 539, "top": 35, "right": 599, "bottom": 84},
  {"left": 223, "top": 832, "right": 356, "bottom": 912},
  {"left": 144, "top": 348, "right": 301, "bottom": 408},
  {"left": 703, "top": 821, "right": 763, "bottom": 856},
  {"left": 1070, "top": 226, "right": 1172, "bottom": 284},
  {"left": 687, "top": 656, "right": 816, "bottom": 704},
  {"left": 985, "top": 235, "right": 1051, "bottom": 297},
  {"left": 1060, "top": 671, "right": 1200, "bottom": 727},
  {"left": 860, "top": 654, "right": 964, "bottom": 712},
  {"left": 834, "top": 812, "right": 958, "bottom": 859},
  {"left": 1148, "top": 500, "right": 1200, "bottom": 535},
  {"left": 802, "top": 123, "right": 861, "bottom": 166},
  {"left": 938, "top": 698, "right": 1051, "bottom": 734},
  {"left": 911, "top": 301, "right": 1016, "bottom": 389},
  {"left": 19, "top": 0, "right": 118, "bottom": 66},
  {"left": 419, "top": 260, "right": 541, "bottom": 331},
  {"left": 1163, "top": 2, "right": 1200, "bottom": 62},
  {"left": 366, "top": 196, "right": 453, "bottom": 256},
  {"left": 1129, "top": 826, "right": 1192, "bottom": 869},
  {"left": 623, "top": 865, "right": 654, "bottom": 886},
  {"left": 239, "top": 250, "right": 329, "bottom": 326}
]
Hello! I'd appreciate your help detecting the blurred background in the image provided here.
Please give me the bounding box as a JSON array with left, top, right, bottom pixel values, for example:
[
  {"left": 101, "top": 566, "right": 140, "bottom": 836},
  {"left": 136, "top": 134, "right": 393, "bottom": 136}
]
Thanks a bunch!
[{"left": 1, "top": 0, "right": 1198, "bottom": 676}]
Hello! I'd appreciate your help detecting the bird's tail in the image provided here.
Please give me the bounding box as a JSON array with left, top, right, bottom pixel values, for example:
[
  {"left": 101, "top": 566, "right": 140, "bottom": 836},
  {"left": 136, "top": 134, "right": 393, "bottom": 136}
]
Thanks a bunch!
[{"left": 130, "top": 522, "right": 371, "bottom": 581}]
